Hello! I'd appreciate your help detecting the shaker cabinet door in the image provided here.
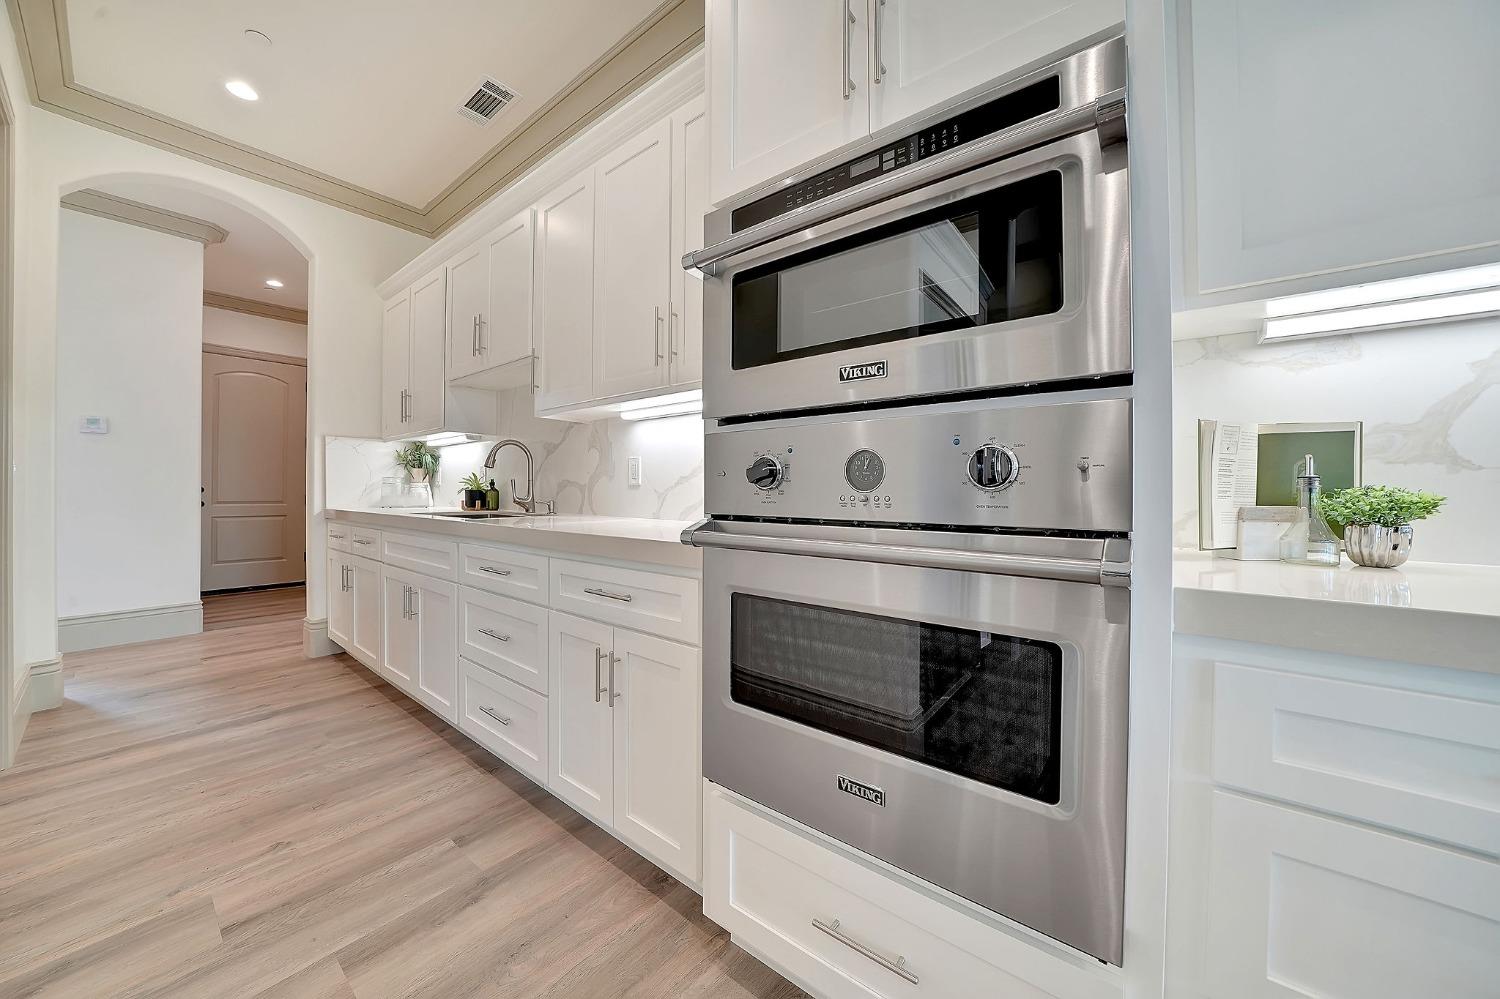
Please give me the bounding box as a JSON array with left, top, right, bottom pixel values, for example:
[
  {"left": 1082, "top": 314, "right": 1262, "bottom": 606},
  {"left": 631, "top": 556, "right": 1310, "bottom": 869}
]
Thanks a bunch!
[
  {"left": 380, "top": 291, "right": 410, "bottom": 440},
  {"left": 533, "top": 169, "right": 597, "bottom": 412},
  {"left": 547, "top": 612, "right": 615, "bottom": 827}
]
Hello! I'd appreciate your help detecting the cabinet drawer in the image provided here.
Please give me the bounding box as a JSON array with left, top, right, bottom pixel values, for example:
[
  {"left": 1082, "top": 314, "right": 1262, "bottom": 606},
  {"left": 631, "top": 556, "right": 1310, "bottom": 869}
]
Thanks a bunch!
[
  {"left": 458, "top": 587, "right": 549, "bottom": 695},
  {"left": 381, "top": 531, "right": 458, "bottom": 581},
  {"left": 326, "top": 523, "right": 352, "bottom": 554},
  {"left": 1212, "top": 660, "right": 1500, "bottom": 856},
  {"left": 705, "top": 787, "right": 1113, "bottom": 999},
  {"left": 458, "top": 543, "right": 549, "bottom": 605},
  {"left": 458, "top": 657, "right": 548, "bottom": 786},
  {"left": 1203, "top": 790, "right": 1500, "bottom": 999},
  {"left": 347, "top": 525, "right": 382, "bottom": 556},
  {"left": 550, "top": 559, "right": 699, "bottom": 646}
]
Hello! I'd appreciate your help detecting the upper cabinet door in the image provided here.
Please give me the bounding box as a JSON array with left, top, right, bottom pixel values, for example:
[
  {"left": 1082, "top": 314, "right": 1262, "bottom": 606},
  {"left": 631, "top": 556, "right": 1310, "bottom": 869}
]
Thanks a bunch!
[
  {"left": 869, "top": 0, "right": 1122, "bottom": 133},
  {"left": 380, "top": 291, "right": 410, "bottom": 440},
  {"left": 708, "top": 0, "right": 871, "bottom": 206},
  {"left": 1180, "top": 0, "right": 1500, "bottom": 307},
  {"left": 406, "top": 270, "right": 447, "bottom": 434},
  {"left": 534, "top": 168, "right": 597, "bottom": 412},
  {"left": 593, "top": 116, "right": 673, "bottom": 400},
  {"left": 670, "top": 96, "right": 708, "bottom": 388},
  {"left": 446, "top": 244, "right": 490, "bottom": 381},
  {"left": 485, "top": 209, "right": 535, "bottom": 370}
]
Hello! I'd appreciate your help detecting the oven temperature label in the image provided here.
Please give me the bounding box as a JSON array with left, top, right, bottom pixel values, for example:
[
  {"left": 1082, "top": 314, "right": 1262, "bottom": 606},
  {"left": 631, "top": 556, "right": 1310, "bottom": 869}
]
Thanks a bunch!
[{"left": 837, "top": 775, "right": 886, "bottom": 807}]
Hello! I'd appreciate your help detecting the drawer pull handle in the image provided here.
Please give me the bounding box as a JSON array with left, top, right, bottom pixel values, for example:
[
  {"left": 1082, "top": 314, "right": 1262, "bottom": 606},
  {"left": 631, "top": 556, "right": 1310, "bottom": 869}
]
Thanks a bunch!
[
  {"left": 478, "top": 705, "right": 512, "bottom": 726},
  {"left": 584, "top": 586, "right": 633, "bottom": 603},
  {"left": 478, "top": 566, "right": 512, "bottom": 577},
  {"left": 353, "top": 538, "right": 372, "bottom": 545},
  {"left": 330, "top": 533, "right": 345, "bottom": 539},
  {"left": 478, "top": 628, "right": 511, "bottom": 643},
  {"left": 811, "top": 918, "right": 918, "bottom": 985}
]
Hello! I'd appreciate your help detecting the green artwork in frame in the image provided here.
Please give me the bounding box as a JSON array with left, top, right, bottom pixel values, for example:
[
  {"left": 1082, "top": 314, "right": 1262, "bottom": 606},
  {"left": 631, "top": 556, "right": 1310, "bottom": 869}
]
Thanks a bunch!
[{"left": 1255, "top": 423, "right": 1363, "bottom": 507}]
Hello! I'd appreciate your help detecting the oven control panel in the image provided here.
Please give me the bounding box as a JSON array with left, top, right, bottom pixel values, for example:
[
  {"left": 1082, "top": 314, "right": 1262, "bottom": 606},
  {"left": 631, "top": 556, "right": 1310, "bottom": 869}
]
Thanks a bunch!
[{"left": 706, "top": 398, "right": 1131, "bottom": 533}]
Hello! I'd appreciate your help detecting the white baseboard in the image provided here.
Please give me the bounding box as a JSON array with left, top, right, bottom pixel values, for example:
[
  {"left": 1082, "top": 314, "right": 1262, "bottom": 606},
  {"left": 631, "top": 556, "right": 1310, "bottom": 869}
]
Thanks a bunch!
[
  {"left": 303, "top": 617, "right": 340, "bottom": 658},
  {"left": 57, "top": 601, "right": 203, "bottom": 653},
  {"left": 28, "top": 658, "right": 63, "bottom": 711}
]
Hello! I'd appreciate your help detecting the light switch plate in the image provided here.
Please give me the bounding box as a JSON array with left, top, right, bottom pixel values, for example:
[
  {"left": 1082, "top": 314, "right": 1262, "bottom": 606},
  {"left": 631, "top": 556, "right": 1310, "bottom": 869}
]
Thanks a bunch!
[
  {"left": 80, "top": 416, "right": 109, "bottom": 434},
  {"left": 628, "top": 456, "right": 642, "bottom": 487}
]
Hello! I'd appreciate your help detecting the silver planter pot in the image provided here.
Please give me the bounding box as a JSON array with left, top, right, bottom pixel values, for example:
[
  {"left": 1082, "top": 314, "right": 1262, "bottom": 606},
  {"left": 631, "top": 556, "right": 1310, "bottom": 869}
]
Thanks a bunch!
[{"left": 1344, "top": 523, "right": 1415, "bottom": 568}]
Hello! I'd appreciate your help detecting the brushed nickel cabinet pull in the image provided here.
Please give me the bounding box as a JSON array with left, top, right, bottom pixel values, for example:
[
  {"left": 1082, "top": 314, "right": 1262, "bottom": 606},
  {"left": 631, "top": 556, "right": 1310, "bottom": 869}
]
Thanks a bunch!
[
  {"left": 842, "top": 3, "right": 856, "bottom": 100},
  {"left": 811, "top": 918, "right": 918, "bottom": 985},
  {"left": 654, "top": 306, "right": 665, "bottom": 364},
  {"left": 594, "top": 647, "right": 607, "bottom": 703},
  {"left": 669, "top": 308, "right": 680, "bottom": 359},
  {"left": 409, "top": 588, "right": 419, "bottom": 618},
  {"left": 477, "top": 565, "right": 512, "bottom": 577},
  {"left": 607, "top": 652, "right": 621, "bottom": 707},
  {"left": 584, "top": 586, "right": 633, "bottom": 603},
  {"left": 478, "top": 705, "right": 511, "bottom": 726},
  {"left": 353, "top": 538, "right": 372, "bottom": 546},
  {"left": 873, "top": 0, "right": 887, "bottom": 84},
  {"left": 478, "top": 627, "right": 511, "bottom": 643}
]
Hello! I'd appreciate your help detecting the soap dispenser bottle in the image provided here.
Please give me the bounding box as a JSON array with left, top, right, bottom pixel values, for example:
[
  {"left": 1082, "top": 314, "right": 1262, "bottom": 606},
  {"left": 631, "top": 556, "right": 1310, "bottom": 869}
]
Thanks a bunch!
[
  {"left": 1278, "top": 454, "right": 1341, "bottom": 566},
  {"left": 485, "top": 479, "right": 500, "bottom": 512}
]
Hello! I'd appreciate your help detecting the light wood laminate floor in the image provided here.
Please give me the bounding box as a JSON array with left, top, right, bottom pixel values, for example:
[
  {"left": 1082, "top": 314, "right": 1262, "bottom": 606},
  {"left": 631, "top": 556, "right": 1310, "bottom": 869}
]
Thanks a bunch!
[{"left": 1, "top": 586, "right": 804, "bottom": 998}]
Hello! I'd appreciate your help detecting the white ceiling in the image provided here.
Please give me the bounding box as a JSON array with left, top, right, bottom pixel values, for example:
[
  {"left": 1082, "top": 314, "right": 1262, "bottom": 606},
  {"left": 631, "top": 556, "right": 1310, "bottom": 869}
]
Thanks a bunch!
[
  {"left": 65, "top": 0, "right": 669, "bottom": 210},
  {"left": 94, "top": 180, "right": 309, "bottom": 311}
]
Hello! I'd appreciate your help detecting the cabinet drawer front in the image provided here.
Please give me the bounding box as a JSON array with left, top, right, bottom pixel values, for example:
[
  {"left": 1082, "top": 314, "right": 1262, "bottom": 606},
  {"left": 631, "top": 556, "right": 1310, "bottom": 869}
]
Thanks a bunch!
[
  {"left": 381, "top": 531, "right": 459, "bottom": 581},
  {"left": 326, "top": 523, "right": 352, "bottom": 554},
  {"left": 458, "top": 587, "right": 549, "bottom": 695},
  {"left": 1212, "top": 660, "right": 1500, "bottom": 856},
  {"left": 458, "top": 543, "right": 549, "bottom": 604},
  {"left": 550, "top": 559, "right": 699, "bottom": 646},
  {"left": 347, "top": 525, "right": 383, "bottom": 555},
  {"left": 705, "top": 788, "right": 1111, "bottom": 999},
  {"left": 1204, "top": 790, "right": 1500, "bottom": 999},
  {"left": 458, "top": 657, "right": 548, "bottom": 785}
]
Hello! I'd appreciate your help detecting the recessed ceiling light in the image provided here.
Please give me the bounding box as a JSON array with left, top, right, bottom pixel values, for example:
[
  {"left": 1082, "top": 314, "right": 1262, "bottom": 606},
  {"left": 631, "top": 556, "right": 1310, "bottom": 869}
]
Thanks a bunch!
[
  {"left": 225, "top": 79, "right": 259, "bottom": 102},
  {"left": 264, "top": 278, "right": 284, "bottom": 289}
]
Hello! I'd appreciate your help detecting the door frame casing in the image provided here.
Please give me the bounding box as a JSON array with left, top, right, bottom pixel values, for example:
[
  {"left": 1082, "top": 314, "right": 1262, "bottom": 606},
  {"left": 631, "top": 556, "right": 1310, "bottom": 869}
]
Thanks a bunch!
[{"left": 0, "top": 48, "right": 15, "bottom": 768}]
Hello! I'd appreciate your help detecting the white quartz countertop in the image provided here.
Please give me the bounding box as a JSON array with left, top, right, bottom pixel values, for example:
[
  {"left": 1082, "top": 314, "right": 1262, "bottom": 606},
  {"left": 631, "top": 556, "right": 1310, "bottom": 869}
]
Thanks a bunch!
[
  {"left": 1174, "top": 550, "right": 1500, "bottom": 674},
  {"left": 328, "top": 508, "right": 701, "bottom": 570}
]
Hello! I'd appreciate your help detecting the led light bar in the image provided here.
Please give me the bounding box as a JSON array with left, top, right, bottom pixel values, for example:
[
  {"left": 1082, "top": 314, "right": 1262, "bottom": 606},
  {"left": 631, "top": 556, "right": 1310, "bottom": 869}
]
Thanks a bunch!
[{"left": 1260, "top": 263, "right": 1500, "bottom": 342}]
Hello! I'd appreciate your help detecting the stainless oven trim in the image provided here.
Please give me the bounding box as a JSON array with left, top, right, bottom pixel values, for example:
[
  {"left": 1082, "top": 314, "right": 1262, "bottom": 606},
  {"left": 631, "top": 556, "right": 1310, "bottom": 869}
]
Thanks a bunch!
[
  {"left": 701, "top": 128, "right": 1130, "bottom": 419},
  {"left": 701, "top": 541, "right": 1128, "bottom": 964}
]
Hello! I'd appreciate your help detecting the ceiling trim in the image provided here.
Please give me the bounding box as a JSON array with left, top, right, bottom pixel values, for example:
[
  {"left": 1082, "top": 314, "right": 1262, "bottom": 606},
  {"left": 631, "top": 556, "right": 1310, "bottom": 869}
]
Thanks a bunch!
[
  {"left": 8, "top": 0, "right": 704, "bottom": 237},
  {"left": 204, "top": 291, "right": 309, "bottom": 326},
  {"left": 202, "top": 343, "right": 307, "bottom": 368},
  {"left": 61, "top": 188, "right": 229, "bottom": 244}
]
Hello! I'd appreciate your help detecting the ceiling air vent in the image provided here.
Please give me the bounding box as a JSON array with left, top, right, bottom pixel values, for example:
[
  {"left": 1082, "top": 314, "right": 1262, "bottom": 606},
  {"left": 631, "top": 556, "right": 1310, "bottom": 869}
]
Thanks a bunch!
[{"left": 458, "top": 78, "right": 519, "bottom": 125}]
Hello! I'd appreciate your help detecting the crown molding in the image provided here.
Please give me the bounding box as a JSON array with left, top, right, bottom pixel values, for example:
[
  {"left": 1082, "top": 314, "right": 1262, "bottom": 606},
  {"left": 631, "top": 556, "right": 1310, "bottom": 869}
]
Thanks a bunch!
[
  {"left": 203, "top": 291, "right": 309, "bottom": 326},
  {"left": 8, "top": 0, "right": 703, "bottom": 237},
  {"left": 61, "top": 188, "right": 228, "bottom": 244}
]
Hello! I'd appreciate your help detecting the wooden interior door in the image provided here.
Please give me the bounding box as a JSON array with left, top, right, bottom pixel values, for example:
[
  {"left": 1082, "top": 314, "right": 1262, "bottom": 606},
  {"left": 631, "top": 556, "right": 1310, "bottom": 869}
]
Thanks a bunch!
[{"left": 201, "top": 349, "right": 307, "bottom": 592}]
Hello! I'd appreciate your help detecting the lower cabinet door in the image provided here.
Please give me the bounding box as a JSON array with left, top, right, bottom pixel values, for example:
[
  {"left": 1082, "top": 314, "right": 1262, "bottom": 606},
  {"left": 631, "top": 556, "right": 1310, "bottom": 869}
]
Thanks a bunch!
[
  {"left": 458, "top": 657, "right": 548, "bottom": 785},
  {"left": 547, "top": 611, "right": 614, "bottom": 827},
  {"left": 611, "top": 629, "right": 700, "bottom": 885},
  {"left": 347, "top": 554, "right": 383, "bottom": 668},
  {"left": 1203, "top": 789, "right": 1500, "bottom": 999},
  {"left": 327, "top": 554, "right": 352, "bottom": 650},
  {"left": 410, "top": 575, "right": 458, "bottom": 723},
  {"left": 381, "top": 568, "right": 418, "bottom": 694}
]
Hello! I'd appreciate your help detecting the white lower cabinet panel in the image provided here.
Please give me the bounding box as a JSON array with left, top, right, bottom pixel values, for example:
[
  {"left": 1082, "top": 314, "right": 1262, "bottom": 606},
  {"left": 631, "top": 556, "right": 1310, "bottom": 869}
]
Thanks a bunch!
[
  {"left": 381, "top": 570, "right": 418, "bottom": 694},
  {"left": 381, "top": 564, "right": 458, "bottom": 721},
  {"left": 458, "top": 542, "right": 549, "bottom": 604},
  {"left": 548, "top": 611, "right": 615, "bottom": 827},
  {"left": 380, "top": 531, "right": 458, "bottom": 581},
  {"left": 1204, "top": 790, "right": 1500, "bottom": 999},
  {"left": 347, "top": 554, "right": 384, "bottom": 668},
  {"left": 706, "top": 786, "right": 1121, "bottom": 999},
  {"left": 458, "top": 585, "right": 549, "bottom": 695},
  {"left": 550, "top": 558, "right": 700, "bottom": 645},
  {"left": 459, "top": 657, "right": 548, "bottom": 785},
  {"left": 327, "top": 551, "right": 352, "bottom": 650}
]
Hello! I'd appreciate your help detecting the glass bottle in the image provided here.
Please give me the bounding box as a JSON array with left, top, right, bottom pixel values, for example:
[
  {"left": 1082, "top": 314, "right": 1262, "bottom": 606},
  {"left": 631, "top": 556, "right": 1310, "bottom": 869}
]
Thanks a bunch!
[
  {"left": 1278, "top": 454, "right": 1341, "bottom": 566},
  {"left": 485, "top": 479, "right": 501, "bottom": 511}
]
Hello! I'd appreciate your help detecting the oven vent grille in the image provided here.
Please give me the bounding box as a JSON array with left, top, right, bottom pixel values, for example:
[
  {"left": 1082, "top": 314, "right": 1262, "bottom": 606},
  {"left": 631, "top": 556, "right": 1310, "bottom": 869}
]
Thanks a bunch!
[{"left": 458, "top": 78, "right": 519, "bottom": 125}]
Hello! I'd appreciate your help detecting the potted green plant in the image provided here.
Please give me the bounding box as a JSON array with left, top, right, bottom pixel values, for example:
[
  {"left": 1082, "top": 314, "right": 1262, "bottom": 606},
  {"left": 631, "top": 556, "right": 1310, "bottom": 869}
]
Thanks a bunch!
[
  {"left": 459, "top": 471, "right": 488, "bottom": 511},
  {"left": 1319, "top": 485, "right": 1445, "bottom": 568},
  {"left": 394, "top": 441, "right": 439, "bottom": 484}
]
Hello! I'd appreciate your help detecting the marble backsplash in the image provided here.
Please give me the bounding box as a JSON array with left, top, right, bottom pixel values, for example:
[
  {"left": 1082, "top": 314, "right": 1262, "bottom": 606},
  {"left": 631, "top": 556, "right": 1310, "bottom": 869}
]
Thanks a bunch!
[
  {"left": 326, "top": 386, "right": 705, "bottom": 521},
  {"left": 1174, "top": 316, "right": 1500, "bottom": 565}
]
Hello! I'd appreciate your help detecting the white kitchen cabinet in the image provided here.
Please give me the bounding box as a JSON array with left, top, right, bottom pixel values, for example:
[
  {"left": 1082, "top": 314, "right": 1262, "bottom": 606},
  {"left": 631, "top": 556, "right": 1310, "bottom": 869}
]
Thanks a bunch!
[
  {"left": 592, "top": 117, "right": 674, "bottom": 400},
  {"left": 445, "top": 242, "right": 489, "bottom": 381},
  {"left": 1174, "top": 0, "right": 1500, "bottom": 308},
  {"left": 328, "top": 551, "right": 382, "bottom": 670},
  {"left": 327, "top": 551, "right": 352, "bottom": 651},
  {"left": 379, "top": 291, "right": 411, "bottom": 440},
  {"left": 406, "top": 271, "right": 447, "bottom": 434},
  {"left": 381, "top": 564, "right": 458, "bottom": 723},
  {"left": 533, "top": 168, "right": 597, "bottom": 412},
  {"left": 610, "top": 629, "right": 701, "bottom": 887},
  {"left": 381, "top": 569, "right": 418, "bottom": 693},
  {"left": 381, "top": 270, "right": 498, "bottom": 442},
  {"left": 448, "top": 209, "right": 535, "bottom": 382},
  {"left": 869, "top": 0, "right": 1120, "bottom": 133},
  {"left": 458, "top": 658, "right": 549, "bottom": 786},
  {"left": 707, "top": 0, "right": 870, "bottom": 206},
  {"left": 548, "top": 611, "right": 615, "bottom": 827},
  {"left": 668, "top": 96, "right": 708, "bottom": 387},
  {"left": 457, "top": 585, "right": 550, "bottom": 695}
]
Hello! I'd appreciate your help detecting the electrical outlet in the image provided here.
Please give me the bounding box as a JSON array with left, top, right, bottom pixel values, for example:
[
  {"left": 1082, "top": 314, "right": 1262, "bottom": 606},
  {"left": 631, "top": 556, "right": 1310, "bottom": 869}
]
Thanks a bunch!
[{"left": 628, "top": 456, "right": 642, "bottom": 487}]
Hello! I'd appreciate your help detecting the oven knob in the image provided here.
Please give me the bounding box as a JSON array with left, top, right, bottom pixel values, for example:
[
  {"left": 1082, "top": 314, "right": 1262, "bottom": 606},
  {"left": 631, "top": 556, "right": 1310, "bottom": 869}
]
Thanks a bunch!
[
  {"left": 968, "top": 445, "right": 1019, "bottom": 490},
  {"left": 746, "top": 455, "right": 784, "bottom": 491}
]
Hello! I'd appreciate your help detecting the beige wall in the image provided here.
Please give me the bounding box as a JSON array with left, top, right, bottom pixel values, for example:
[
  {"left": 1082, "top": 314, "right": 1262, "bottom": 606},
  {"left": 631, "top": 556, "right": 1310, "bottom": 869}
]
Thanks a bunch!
[{"left": 203, "top": 306, "right": 308, "bottom": 359}]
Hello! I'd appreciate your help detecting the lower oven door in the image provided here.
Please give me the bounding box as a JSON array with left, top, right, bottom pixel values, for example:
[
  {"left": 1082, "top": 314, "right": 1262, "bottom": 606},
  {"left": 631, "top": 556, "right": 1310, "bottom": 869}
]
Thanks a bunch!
[{"left": 700, "top": 532, "right": 1129, "bottom": 965}]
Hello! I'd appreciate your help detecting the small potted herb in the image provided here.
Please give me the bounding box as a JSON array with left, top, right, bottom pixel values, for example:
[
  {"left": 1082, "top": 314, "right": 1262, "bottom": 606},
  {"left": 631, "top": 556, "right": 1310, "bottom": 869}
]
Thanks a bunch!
[
  {"left": 1319, "top": 485, "right": 1446, "bottom": 568},
  {"left": 459, "top": 472, "right": 488, "bottom": 511},
  {"left": 394, "top": 441, "right": 439, "bottom": 484}
]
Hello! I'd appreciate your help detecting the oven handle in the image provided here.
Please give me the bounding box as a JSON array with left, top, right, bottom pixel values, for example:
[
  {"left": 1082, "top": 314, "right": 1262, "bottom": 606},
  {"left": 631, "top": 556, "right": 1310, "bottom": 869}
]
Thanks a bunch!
[
  {"left": 682, "top": 521, "right": 1130, "bottom": 587},
  {"left": 682, "top": 88, "right": 1125, "bottom": 277}
]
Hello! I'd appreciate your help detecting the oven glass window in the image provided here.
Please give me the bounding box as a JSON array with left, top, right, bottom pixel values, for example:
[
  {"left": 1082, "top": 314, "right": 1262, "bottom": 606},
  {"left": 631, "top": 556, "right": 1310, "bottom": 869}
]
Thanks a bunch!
[
  {"left": 731, "top": 172, "right": 1064, "bottom": 370},
  {"left": 730, "top": 593, "right": 1062, "bottom": 804}
]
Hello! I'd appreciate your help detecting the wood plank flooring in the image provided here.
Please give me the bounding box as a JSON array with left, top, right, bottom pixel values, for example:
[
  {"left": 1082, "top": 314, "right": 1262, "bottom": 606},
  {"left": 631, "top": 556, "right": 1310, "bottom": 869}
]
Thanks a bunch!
[{"left": 1, "top": 587, "right": 804, "bottom": 999}]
